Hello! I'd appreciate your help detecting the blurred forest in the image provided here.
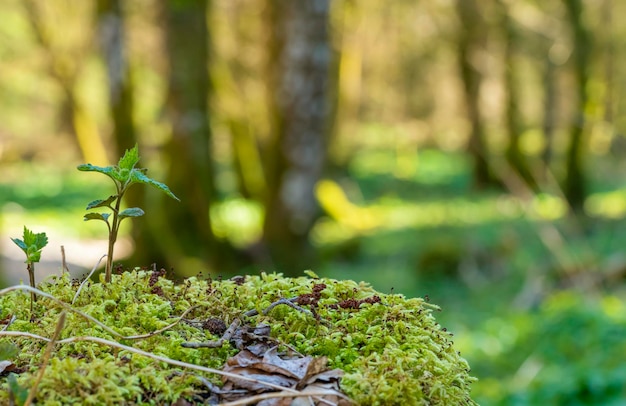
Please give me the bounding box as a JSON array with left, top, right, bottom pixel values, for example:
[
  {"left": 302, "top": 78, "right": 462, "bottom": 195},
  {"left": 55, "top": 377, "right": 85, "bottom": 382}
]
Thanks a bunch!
[{"left": 1, "top": 0, "right": 626, "bottom": 404}]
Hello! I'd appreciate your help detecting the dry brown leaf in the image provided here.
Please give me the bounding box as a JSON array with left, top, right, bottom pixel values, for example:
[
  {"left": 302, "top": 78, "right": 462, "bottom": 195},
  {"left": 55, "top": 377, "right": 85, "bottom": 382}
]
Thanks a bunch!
[
  {"left": 216, "top": 344, "right": 351, "bottom": 405},
  {"left": 0, "top": 360, "right": 15, "bottom": 375}
]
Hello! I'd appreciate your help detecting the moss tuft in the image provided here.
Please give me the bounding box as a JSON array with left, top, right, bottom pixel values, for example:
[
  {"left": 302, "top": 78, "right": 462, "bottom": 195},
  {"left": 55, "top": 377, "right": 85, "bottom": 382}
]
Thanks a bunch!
[{"left": 0, "top": 270, "right": 476, "bottom": 405}]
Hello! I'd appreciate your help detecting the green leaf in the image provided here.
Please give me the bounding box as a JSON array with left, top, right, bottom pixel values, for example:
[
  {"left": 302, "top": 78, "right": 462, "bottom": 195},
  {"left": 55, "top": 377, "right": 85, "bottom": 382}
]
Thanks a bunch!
[
  {"left": 22, "top": 226, "right": 36, "bottom": 246},
  {"left": 10, "top": 237, "right": 27, "bottom": 252},
  {"left": 77, "top": 163, "right": 117, "bottom": 178},
  {"left": 26, "top": 245, "right": 42, "bottom": 263},
  {"left": 11, "top": 226, "right": 48, "bottom": 252},
  {"left": 130, "top": 170, "right": 180, "bottom": 201},
  {"left": 118, "top": 144, "right": 140, "bottom": 171},
  {"left": 34, "top": 232, "right": 48, "bottom": 251},
  {"left": 119, "top": 207, "right": 145, "bottom": 219},
  {"left": 86, "top": 196, "right": 116, "bottom": 210},
  {"left": 12, "top": 227, "right": 47, "bottom": 263},
  {"left": 8, "top": 373, "right": 28, "bottom": 406},
  {"left": 84, "top": 213, "right": 111, "bottom": 222}
]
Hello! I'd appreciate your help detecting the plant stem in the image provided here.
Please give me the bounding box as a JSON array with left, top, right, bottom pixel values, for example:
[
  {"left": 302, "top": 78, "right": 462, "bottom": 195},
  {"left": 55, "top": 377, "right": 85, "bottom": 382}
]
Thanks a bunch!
[
  {"left": 27, "top": 263, "right": 36, "bottom": 314},
  {"left": 105, "top": 196, "right": 122, "bottom": 283}
]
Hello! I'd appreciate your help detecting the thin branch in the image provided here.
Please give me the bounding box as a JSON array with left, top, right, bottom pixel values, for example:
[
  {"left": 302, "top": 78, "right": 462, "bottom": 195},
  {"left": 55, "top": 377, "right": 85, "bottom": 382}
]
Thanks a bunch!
[
  {"left": 61, "top": 246, "right": 70, "bottom": 274},
  {"left": 0, "top": 285, "right": 193, "bottom": 341},
  {"left": 262, "top": 298, "right": 313, "bottom": 318},
  {"left": 72, "top": 254, "right": 106, "bottom": 304},
  {"left": 24, "top": 311, "right": 66, "bottom": 406},
  {"left": 1, "top": 315, "right": 16, "bottom": 332},
  {"left": 218, "top": 389, "right": 350, "bottom": 406},
  {"left": 123, "top": 306, "right": 198, "bottom": 340},
  {"left": 0, "top": 331, "right": 302, "bottom": 394},
  {"left": 182, "top": 318, "right": 241, "bottom": 349}
]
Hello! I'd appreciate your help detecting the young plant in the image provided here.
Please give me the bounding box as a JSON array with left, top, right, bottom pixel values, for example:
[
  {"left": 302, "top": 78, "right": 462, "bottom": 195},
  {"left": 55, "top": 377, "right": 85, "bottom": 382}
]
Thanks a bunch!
[
  {"left": 10, "top": 226, "right": 48, "bottom": 312},
  {"left": 78, "top": 144, "right": 180, "bottom": 283}
]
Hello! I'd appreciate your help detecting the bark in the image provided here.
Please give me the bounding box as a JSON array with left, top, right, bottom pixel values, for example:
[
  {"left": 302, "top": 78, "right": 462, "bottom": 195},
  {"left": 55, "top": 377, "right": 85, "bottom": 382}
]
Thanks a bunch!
[
  {"left": 541, "top": 52, "right": 557, "bottom": 181},
  {"left": 562, "top": 0, "right": 591, "bottom": 212},
  {"left": 499, "top": 0, "right": 536, "bottom": 190},
  {"left": 127, "top": 0, "right": 241, "bottom": 275},
  {"left": 262, "top": 0, "right": 332, "bottom": 274},
  {"left": 455, "top": 0, "right": 494, "bottom": 189},
  {"left": 96, "top": 0, "right": 137, "bottom": 156}
]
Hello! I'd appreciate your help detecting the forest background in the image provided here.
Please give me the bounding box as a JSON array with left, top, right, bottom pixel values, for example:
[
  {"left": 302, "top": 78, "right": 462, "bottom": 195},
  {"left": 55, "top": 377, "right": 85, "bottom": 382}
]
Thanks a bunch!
[{"left": 1, "top": 0, "right": 626, "bottom": 404}]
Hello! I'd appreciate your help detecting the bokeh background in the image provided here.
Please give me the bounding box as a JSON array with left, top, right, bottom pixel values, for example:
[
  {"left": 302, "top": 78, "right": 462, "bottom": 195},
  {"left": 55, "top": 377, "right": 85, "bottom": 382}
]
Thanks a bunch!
[{"left": 1, "top": 0, "right": 626, "bottom": 404}]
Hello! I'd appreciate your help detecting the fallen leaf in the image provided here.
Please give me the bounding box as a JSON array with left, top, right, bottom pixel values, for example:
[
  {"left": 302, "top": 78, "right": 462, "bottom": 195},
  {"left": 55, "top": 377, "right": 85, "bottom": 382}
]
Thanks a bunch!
[{"left": 0, "top": 360, "right": 15, "bottom": 375}]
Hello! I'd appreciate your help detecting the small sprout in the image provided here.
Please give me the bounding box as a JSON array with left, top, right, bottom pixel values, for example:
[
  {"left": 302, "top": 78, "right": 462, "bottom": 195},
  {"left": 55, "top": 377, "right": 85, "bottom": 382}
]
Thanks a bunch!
[
  {"left": 10, "top": 226, "right": 48, "bottom": 313},
  {"left": 78, "top": 144, "right": 180, "bottom": 283}
]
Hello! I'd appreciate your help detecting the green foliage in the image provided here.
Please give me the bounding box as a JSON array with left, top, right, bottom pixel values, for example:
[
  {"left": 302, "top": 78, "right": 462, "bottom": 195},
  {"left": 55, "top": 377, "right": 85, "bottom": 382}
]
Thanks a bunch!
[
  {"left": 77, "top": 144, "right": 179, "bottom": 283},
  {"left": 0, "top": 271, "right": 476, "bottom": 405},
  {"left": 468, "top": 292, "right": 626, "bottom": 405},
  {"left": 10, "top": 226, "right": 48, "bottom": 312},
  {"left": 10, "top": 226, "right": 48, "bottom": 265}
]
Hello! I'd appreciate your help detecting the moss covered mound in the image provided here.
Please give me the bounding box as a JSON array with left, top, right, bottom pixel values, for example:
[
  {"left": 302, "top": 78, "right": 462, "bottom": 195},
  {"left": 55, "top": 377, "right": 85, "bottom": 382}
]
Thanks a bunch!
[{"left": 0, "top": 270, "right": 476, "bottom": 405}]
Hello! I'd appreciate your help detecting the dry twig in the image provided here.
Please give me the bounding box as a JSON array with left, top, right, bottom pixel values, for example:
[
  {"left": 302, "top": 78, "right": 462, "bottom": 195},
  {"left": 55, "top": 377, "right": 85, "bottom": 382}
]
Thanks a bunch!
[
  {"left": 24, "top": 311, "right": 66, "bottom": 406},
  {"left": 72, "top": 254, "right": 106, "bottom": 304}
]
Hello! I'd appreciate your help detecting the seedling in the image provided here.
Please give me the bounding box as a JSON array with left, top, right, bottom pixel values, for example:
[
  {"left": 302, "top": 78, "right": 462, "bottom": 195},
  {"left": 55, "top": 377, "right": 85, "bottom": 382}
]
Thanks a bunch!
[
  {"left": 10, "top": 226, "right": 48, "bottom": 312},
  {"left": 78, "top": 144, "right": 179, "bottom": 283}
]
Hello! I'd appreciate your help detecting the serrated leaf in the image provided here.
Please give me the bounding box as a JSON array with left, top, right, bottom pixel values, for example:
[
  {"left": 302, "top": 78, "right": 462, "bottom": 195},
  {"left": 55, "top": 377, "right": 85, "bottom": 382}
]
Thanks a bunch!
[
  {"left": 86, "top": 196, "right": 116, "bottom": 210},
  {"left": 77, "top": 163, "right": 117, "bottom": 178},
  {"left": 119, "top": 207, "right": 145, "bottom": 219},
  {"left": 118, "top": 144, "right": 140, "bottom": 170},
  {"left": 22, "top": 226, "right": 36, "bottom": 246},
  {"left": 10, "top": 237, "right": 27, "bottom": 252},
  {"left": 84, "top": 213, "right": 111, "bottom": 222},
  {"left": 14, "top": 227, "right": 47, "bottom": 263},
  {"left": 130, "top": 170, "right": 180, "bottom": 201},
  {"left": 34, "top": 232, "right": 48, "bottom": 251}
]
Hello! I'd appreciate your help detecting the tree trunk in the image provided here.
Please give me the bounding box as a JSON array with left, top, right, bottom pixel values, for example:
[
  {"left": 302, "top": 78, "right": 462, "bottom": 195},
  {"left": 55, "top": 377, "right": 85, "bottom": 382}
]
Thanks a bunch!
[
  {"left": 499, "top": 0, "right": 536, "bottom": 190},
  {"left": 124, "top": 0, "right": 234, "bottom": 276},
  {"left": 96, "top": 0, "right": 137, "bottom": 157},
  {"left": 262, "top": 0, "right": 332, "bottom": 274},
  {"left": 541, "top": 52, "right": 557, "bottom": 182},
  {"left": 455, "top": 0, "right": 494, "bottom": 189},
  {"left": 562, "top": 0, "right": 591, "bottom": 213}
]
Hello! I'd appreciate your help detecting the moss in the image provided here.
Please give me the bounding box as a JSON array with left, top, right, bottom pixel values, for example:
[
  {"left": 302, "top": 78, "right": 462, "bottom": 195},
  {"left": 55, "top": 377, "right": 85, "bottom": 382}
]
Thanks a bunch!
[{"left": 0, "top": 270, "right": 476, "bottom": 405}]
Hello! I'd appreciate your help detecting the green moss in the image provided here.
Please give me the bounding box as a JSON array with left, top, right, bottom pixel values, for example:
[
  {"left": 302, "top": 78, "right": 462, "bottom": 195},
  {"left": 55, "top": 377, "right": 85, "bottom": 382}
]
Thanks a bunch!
[{"left": 0, "top": 270, "right": 476, "bottom": 405}]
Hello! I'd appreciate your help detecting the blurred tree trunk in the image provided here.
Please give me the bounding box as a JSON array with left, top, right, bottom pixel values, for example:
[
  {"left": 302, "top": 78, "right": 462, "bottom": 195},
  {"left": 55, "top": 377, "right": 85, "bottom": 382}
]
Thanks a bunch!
[
  {"left": 23, "top": 1, "right": 109, "bottom": 164},
  {"left": 161, "top": 0, "right": 216, "bottom": 273},
  {"left": 541, "top": 53, "right": 557, "bottom": 181},
  {"left": 262, "top": 0, "right": 332, "bottom": 274},
  {"left": 562, "top": 0, "right": 591, "bottom": 212},
  {"left": 499, "top": 0, "right": 536, "bottom": 190},
  {"left": 602, "top": 0, "right": 614, "bottom": 129},
  {"left": 95, "top": 0, "right": 151, "bottom": 270},
  {"left": 455, "top": 0, "right": 494, "bottom": 189},
  {"left": 96, "top": 0, "right": 137, "bottom": 156},
  {"left": 130, "top": 0, "right": 237, "bottom": 276}
]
